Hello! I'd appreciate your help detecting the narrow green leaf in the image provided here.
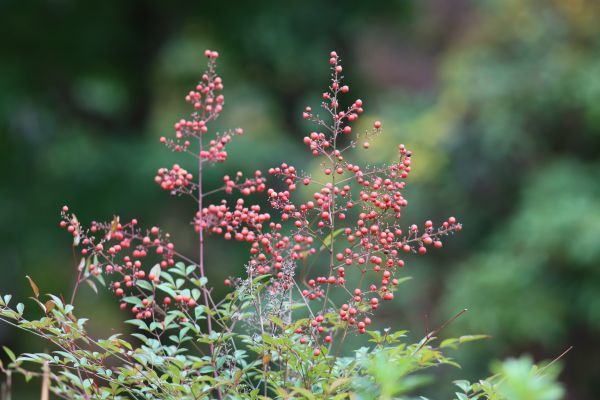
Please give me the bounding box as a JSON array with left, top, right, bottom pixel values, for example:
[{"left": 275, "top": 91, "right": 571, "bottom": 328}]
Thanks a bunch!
[
  {"left": 3, "top": 346, "right": 16, "bottom": 362},
  {"left": 136, "top": 280, "right": 153, "bottom": 291},
  {"left": 458, "top": 334, "right": 491, "bottom": 344},
  {"left": 157, "top": 284, "right": 177, "bottom": 298},
  {"left": 85, "top": 279, "right": 98, "bottom": 294}
]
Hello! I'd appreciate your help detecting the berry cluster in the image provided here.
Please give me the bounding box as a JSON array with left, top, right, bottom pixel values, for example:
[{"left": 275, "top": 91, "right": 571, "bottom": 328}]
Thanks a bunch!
[
  {"left": 158, "top": 49, "right": 241, "bottom": 165},
  {"left": 195, "top": 199, "right": 271, "bottom": 241},
  {"left": 59, "top": 206, "right": 190, "bottom": 320},
  {"left": 222, "top": 170, "right": 267, "bottom": 195},
  {"left": 200, "top": 129, "right": 242, "bottom": 163},
  {"left": 61, "top": 50, "right": 461, "bottom": 355},
  {"left": 155, "top": 164, "right": 195, "bottom": 195},
  {"left": 225, "top": 52, "right": 462, "bottom": 346}
]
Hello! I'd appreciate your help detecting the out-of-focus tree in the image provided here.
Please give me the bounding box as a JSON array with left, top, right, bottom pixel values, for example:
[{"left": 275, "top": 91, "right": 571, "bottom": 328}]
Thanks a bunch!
[{"left": 407, "top": 1, "right": 600, "bottom": 398}]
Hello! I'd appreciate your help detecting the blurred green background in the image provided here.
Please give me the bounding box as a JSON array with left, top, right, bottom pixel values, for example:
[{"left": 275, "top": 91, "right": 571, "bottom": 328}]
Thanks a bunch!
[{"left": 1, "top": 0, "right": 599, "bottom": 398}]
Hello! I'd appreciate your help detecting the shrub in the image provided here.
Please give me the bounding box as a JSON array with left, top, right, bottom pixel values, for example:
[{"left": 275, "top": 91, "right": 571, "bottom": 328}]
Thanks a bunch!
[{"left": 0, "top": 50, "right": 564, "bottom": 399}]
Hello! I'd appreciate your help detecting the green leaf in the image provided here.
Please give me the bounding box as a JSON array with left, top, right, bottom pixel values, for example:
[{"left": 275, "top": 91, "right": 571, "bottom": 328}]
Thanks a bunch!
[
  {"left": 47, "top": 294, "right": 64, "bottom": 310},
  {"left": 149, "top": 322, "right": 162, "bottom": 331},
  {"left": 186, "top": 265, "right": 196, "bottom": 276},
  {"left": 441, "top": 334, "right": 490, "bottom": 349},
  {"left": 85, "top": 279, "right": 98, "bottom": 294},
  {"left": 454, "top": 380, "right": 471, "bottom": 393},
  {"left": 322, "top": 228, "right": 344, "bottom": 249},
  {"left": 157, "top": 284, "right": 177, "bottom": 298},
  {"left": 394, "top": 276, "right": 412, "bottom": 285},
  {"left": 3, "top": 346, "right": 16, "bottom": 363},
  {"left": 161, "top": 271, "right": 175, "bottom": 285},
  {"left": 125, "top": 319, "right": 149, "bottom": 331},
  {"left": 459, "top": 334, "right": 491, "bottom": 344},
  {"left": 440, "top": 338, "right": 458, "bottom": 349},
  {"left": 136, "top": 280, "right": 153, "bottom": 291},
  {"left": 122, "top": 296, "right": 142, "bottom": 305},
  {"left": 192, "top": 288, "right": 201, "bottom": 301}
]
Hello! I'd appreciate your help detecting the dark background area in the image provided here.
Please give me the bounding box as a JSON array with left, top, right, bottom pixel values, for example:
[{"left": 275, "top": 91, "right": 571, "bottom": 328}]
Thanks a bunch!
[{"left": 1, "top": 0, "right": 599, "bottom": 398}]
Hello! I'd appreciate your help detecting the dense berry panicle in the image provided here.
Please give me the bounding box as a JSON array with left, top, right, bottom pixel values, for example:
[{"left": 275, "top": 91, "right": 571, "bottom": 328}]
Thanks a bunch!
[
  {"left": 59, "top": 209, "right": 183, "bottom": 320},
  {"left": 225, "top": 51, "right": 462, "bottom": 345},
  {"left": 60, "top": 50, "right": 461, "bottom": 350},
  {"left": 61, "top": 50, "right": 267, "bottom": 324},
  {"left": 155, "top": 164, "right": 195, "bottom": 195}
]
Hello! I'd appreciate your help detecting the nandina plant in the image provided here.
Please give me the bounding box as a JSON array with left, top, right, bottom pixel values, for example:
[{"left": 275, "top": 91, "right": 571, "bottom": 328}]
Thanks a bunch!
[{"left": 0, "top": 50, "right": 564, "bottom": 400}]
